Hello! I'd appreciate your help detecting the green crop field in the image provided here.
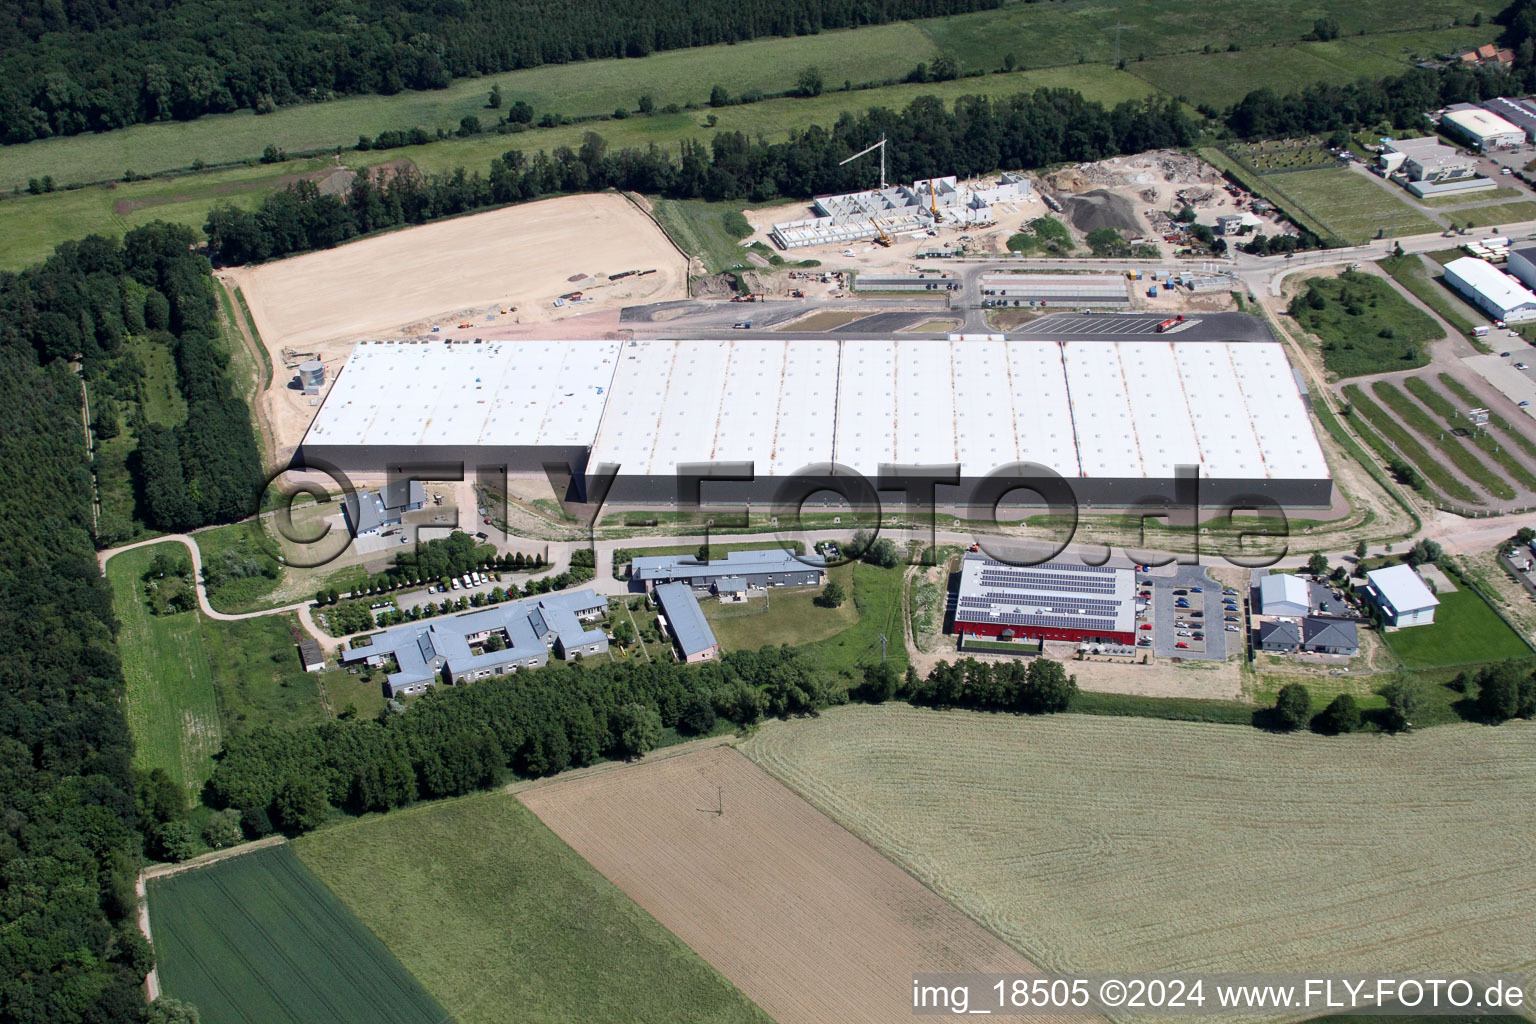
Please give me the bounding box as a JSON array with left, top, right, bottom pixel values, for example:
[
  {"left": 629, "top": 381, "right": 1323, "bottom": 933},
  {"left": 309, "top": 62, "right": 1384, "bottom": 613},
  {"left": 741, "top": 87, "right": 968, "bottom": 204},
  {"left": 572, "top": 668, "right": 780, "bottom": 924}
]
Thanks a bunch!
[
  {"left": 110, "top": 544, "right": 224, "bottom": 796},
  {"left": 1261, "top": 167, "right": 1439, "bottom": 243},
  {"left": 1383, "top": 589, "right": 1532, "bottom": 668},
  {"left": 743, "top": 705, "right": 1536, "bottom": 986},
  {"left": 1454, "top": 200, "right": 1536, "bottom": 229},
  {"left": 150, "top": 844, "right": 446, "bottom": 1024},
  {"left": 295, "top": 790, "right": 770, "bottom": 1024},
  {"left": 1372, "top": 381, "right": 1517, "bottom": 500},
  {"left": 1131, "top": 41, "right": 1403, "bottom": 107}
]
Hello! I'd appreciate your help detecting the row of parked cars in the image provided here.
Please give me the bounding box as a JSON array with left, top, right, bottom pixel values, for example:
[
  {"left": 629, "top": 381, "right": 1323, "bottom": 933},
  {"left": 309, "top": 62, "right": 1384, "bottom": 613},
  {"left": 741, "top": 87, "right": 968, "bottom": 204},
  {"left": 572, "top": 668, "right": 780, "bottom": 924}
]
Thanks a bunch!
[{"left": 434, "top": 571, "right": 494, "bottom": 593}]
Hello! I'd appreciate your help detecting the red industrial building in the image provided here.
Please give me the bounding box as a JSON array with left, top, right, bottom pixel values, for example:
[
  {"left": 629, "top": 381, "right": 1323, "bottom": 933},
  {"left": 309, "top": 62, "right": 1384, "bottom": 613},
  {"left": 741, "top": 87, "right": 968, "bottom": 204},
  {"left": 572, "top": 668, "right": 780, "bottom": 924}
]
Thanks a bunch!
[{"left": 953, "top": 556, "right": 1136, "bottom": 645}]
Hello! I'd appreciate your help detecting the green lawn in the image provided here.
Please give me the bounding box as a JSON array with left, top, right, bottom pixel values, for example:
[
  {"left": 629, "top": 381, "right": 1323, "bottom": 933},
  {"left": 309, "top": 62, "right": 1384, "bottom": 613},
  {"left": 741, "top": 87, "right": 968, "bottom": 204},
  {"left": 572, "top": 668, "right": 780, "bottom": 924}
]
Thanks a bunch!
[
  {"left": 109, "top": 542, "right": 331, "bottom": 796},
  {"left": 1292, "top": 271, "right": 1439, "bottom": 378},
  {"left": 295, "top": 791, "right": 771, "bottom": 1024},
  {"left": 1403, "top": 376, "right": 1536, "bottom": 491},
  {"left": 1453, "top": 201, "right": 1536, "bottom": 228},
  {"left": 1380, "top": 254, "right": 1482, "bottom": 338},
  {"left": 1372, "top": 381, "right": 1517, "bottom": 501},
  {"left": 1384, "top": 588, "right": 1532, "bottom": 668},
  {"left": 798, "top": 562, "right": 909, "bottom": 680},
  {"left": 109, "top": 544, "right": 224, "bottom": 796},
  {"left": 704, "top": 566, "right": 858, "bottom": 652},
  {"left": 1260, "top": 166, "right": 1439, "bottom": 244},
  {"left": 150, "top": 844, "right": 446, "bottom": 1024},
  {"left": 1342, "top": 385, "right": 1478, "bottom": 503}
]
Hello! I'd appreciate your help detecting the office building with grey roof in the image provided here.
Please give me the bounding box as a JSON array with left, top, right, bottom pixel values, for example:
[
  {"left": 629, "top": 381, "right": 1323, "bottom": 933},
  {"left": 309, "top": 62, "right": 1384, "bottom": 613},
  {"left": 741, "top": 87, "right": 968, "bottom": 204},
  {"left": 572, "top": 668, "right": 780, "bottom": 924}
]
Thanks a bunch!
[
  {"left": 630, "top": 548, "right": 825, "bottom": 592},
  {"left": 342, "top": 588, "right": 607, "bottom": 696},
  {"left": 653, "top": 583, "right": 720, "bottom": 663}
]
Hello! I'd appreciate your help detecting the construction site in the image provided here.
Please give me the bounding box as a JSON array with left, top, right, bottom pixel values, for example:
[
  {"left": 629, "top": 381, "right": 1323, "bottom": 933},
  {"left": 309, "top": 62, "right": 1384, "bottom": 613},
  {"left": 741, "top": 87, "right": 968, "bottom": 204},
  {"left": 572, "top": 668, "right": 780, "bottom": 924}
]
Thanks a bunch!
[{"left": 747, "top": 149, "right": 1293, "bottom": 277}]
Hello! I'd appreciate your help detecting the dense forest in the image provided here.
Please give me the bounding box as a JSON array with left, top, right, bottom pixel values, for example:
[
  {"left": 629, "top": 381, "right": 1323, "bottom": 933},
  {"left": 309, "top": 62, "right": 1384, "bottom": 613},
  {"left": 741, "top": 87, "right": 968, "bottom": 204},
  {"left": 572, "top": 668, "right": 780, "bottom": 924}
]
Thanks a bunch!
[
  {"left": 0, "top": 224, "right": 266, "bottom": 540},
  {"left": 0, "top": 349, "right": 148, "bottom": 1019},
  {"left": 0, "top": 0, "right": 997, "bottom": 143},
  {"left": 204, "top": 90, "right": 1196, "bottom": 263}
]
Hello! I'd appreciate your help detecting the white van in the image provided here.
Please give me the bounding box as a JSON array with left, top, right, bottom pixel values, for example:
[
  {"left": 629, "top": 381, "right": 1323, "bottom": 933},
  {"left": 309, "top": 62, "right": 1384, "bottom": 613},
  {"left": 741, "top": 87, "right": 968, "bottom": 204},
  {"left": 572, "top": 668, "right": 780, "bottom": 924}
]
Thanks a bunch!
[{"left": 450, "top": 578, "right": 460, "bottom": 590}]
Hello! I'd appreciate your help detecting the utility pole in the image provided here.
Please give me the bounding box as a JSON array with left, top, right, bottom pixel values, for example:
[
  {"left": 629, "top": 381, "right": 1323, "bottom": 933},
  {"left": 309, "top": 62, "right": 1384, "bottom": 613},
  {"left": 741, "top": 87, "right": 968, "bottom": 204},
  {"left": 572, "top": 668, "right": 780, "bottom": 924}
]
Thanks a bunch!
[
  {"left": 880, "top": 633, "right": 888, "bottom": 664},
  {"left": 717, "top": 786, "right": 723, "bottom": 816}
]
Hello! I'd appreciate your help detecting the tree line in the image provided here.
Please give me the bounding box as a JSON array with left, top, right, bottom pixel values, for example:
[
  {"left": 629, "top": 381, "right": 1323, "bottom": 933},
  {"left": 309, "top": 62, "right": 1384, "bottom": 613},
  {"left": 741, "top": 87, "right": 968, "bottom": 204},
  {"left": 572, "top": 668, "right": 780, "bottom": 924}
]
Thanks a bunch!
[
  {"left": 0, "top": 0, "right": 996, "bottom": 144},
  {"left": 0, "top": 345, "right": 150, "bottom": 1020},
  {"left": 0, "top": 223, "right": 265, "bottom": 543},
  {"left": 203, "top": 89, "right": 1196, "bottom": 264}
]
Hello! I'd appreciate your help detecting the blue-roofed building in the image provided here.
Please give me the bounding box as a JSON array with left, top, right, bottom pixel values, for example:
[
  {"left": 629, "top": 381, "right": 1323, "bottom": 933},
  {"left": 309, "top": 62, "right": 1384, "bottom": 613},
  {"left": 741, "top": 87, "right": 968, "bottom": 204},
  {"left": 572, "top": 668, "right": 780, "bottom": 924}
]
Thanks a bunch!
[
  {"left": 341, "top": 588, "right": 608, "bottom": 695},
  {"left": 629, "top": 548, "right": 825, "bottom": 593},
  {"left": 653, "top": 583, "right": 720, "bottom": 663}
]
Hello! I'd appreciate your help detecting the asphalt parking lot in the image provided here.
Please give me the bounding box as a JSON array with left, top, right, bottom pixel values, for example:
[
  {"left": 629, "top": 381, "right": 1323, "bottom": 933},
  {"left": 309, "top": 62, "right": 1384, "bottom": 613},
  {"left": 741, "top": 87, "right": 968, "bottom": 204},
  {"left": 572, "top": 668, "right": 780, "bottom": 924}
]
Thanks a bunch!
[
  {"left": 1139, "top": 564, "right": 1233, "bottom": 662},
  {"left": 1017, "top": 309, "right": 1276, "bottom": 341}
]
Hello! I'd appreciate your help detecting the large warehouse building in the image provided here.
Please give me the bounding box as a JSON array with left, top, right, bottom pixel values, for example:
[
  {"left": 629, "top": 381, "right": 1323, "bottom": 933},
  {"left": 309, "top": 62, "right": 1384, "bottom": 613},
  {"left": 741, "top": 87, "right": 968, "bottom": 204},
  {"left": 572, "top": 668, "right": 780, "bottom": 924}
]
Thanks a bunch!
[
  {"left": 1443, "top": 257, "right": 1536, "bottom": 323},
  {"left": 952, "top": 555, "right": 1135, "bottom": 644},
  {"left": 299, "top": 336, "right": 1333, "bottom": 509}
]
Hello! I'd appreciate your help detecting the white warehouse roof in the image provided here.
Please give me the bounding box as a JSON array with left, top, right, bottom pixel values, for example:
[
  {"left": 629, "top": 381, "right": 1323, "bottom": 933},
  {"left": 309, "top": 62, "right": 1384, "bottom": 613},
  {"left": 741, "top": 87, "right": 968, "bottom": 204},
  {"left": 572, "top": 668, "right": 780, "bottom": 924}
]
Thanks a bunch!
[
  {"left": 1442, "top": 106, "right": 1522, "bottom": 142},
  {"left": 306, "top": 337, "right": 1328, "bottom": 488},
  {"left": 1444, "top": 257, "right": 1536, "bottom": 315},
  {"left": 585, "top": 338, "right": 1325, "bottom": 483},
  {"left": 1366, "top": 564, "right": 1439, "bottom": 614},
  {"left": 305, "top": 339, "right": 621, "bottom": 448}
]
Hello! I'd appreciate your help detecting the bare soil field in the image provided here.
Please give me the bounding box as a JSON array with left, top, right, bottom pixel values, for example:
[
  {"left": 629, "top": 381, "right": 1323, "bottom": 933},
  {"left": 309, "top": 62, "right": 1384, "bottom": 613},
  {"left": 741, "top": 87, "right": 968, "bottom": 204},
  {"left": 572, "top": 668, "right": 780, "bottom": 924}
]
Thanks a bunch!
[
  {"left": 519, "top": 746, "right": 1081, "bottom": 1024},
  {"left": 743, "top": 705, "right": 1536, "bottom": 1024},
  {"left": 224, "top": 194, "right": 685, "bottom": 450}
]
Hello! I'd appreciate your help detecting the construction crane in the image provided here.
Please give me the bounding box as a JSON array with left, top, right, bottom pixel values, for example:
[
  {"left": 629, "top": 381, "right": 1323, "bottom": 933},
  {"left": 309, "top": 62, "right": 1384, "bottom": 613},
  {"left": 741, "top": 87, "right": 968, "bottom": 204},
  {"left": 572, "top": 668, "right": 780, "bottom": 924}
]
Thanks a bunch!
[{"left": 839, "top": 135, "right": 888, "bottom": 191}]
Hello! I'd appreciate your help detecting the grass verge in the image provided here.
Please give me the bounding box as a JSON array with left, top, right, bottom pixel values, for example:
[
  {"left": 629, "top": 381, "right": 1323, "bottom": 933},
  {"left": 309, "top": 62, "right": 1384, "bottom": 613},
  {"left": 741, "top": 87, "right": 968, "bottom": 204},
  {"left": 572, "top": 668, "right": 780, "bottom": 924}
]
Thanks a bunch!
[
  {"left": 1341, "top": 384, "right": 1477, "bottom": 503},
  {"left": 1403, "top": 377, "right": 1536, "bottom": 491}
]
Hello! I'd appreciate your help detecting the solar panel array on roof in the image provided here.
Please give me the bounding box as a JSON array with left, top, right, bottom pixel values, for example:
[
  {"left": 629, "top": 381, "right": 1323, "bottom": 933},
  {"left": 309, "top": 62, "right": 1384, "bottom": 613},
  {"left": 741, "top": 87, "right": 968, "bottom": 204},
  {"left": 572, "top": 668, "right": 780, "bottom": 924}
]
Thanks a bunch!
[{"left": 954, "top": 555, "right": 1136, "bottom": 635}]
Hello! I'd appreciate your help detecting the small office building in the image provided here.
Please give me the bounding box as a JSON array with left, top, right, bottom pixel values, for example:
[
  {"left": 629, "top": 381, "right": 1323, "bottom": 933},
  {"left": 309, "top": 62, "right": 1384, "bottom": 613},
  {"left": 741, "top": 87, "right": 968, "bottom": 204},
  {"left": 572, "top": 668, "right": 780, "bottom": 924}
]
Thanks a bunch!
[
  {"left": 1364, "top": 564, "right": 1440, "bottom": 627},
  {"left": 653, "top": 582, "right": 720, "bottom": 663},
  {"left": 342, "top": 480, "right": 426, "bottom": 537}
]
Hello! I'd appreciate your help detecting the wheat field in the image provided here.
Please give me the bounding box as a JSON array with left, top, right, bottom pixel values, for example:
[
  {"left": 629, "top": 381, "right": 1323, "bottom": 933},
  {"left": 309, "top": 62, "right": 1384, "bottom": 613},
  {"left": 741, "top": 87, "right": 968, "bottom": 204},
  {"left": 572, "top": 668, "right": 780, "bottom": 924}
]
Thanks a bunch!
[{"left": 742, "top": 706, "right": 1536, "bottom": 997}]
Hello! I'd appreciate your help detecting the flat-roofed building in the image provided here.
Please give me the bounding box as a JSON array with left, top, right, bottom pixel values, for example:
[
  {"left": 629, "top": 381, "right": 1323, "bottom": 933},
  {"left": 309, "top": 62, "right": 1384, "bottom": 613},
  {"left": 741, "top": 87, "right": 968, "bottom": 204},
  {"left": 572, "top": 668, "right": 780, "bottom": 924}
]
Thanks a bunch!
[
  {"left": 653, "top": 582, "right": 719, "bottom": 663},
  {"left": 630, "top": 548, "right": 825, "bottom": 592},
  {"left": 952, "top": 555, "right": 1135, "bottom": 644},
  {"left": 1364, "top": 564, "right": 1440, "bottom": 627},
  {"left": 1259, "top": 573, "right": 1311, "bottom": 618},
  {"left": 340, "top": 589, "right": 607, "bottom": 695},
  {"left": 1443, "top": 257, "right": 1536, "bottom": 323},
  {"left": 1442, "top": 104, "right": 1525, "bottom": 150}
]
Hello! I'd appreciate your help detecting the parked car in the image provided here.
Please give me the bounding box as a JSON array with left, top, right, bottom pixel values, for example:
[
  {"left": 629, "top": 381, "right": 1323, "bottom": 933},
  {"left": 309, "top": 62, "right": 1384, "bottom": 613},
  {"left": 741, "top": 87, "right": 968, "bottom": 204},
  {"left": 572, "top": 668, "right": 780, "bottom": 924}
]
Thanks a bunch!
[
  {"left": 1522, "top": 400, "right": 1531, "bottom": 407},
  {"left": 1137, "top": 638, "right": 1151, "bottom": 646},
  {"left": 1502, "top": 351, "right": 1512, "bottom": 357},
  {"left": 1193, "top": 632, "right": 1204, "bottom": 639},
  {"left": 1173, "top": 589, "right": 1187, "bottom": 595},
  {"left": 1175, "top": 641, "right": 1189, "bottom": 648},
  {"left": 1190, "top": 587, "right": 1202, "bottom": 593},
  {"left": 1225, "top": 615, "right": 1239, "bottom": 622},
  {"left": 1191, "top": 610, "right": 1203, "bottom": 617},
  {"left": 1226, "top": 625, "right": 1239, "bottom": 632},
  {"left": 1516, "top": 362, "right": 1528, "bottom": 370},
  {"left": 450, "top": 578, "right": 460, "bottom": 590},
  {"left": 1139, "top": 623, "right": 1153, "bottom": 630},
  {"left": 1176, "top": 629, "right": 1192, "bottom": 636}
]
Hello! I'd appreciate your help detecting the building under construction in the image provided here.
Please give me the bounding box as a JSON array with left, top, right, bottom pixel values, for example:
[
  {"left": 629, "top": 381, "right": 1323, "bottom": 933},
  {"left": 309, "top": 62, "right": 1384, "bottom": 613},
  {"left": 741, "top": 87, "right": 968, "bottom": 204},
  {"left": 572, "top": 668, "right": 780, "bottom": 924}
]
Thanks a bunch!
[
  {"left": 769, "top": 173, "right": 1033, "bottom": 249},
  {"left": 299, "top": 336, "right": 1333, "bottom": 511}
]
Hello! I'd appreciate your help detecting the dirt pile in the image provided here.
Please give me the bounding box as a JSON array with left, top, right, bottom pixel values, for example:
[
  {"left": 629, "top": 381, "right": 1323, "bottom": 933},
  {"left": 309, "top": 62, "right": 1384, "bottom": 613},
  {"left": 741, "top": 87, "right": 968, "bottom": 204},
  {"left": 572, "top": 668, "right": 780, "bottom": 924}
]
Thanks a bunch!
[{"left": 1062, "top": 189, "right": 1141, "bottom": 235}]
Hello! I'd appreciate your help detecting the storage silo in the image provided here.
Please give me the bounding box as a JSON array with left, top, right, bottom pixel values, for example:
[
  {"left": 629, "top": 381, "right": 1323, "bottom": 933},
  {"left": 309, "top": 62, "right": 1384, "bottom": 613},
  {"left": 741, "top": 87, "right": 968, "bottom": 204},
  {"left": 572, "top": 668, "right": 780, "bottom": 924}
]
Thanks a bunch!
[{"left": 298, "top": 359, "right": 325, "bottom": 395}]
